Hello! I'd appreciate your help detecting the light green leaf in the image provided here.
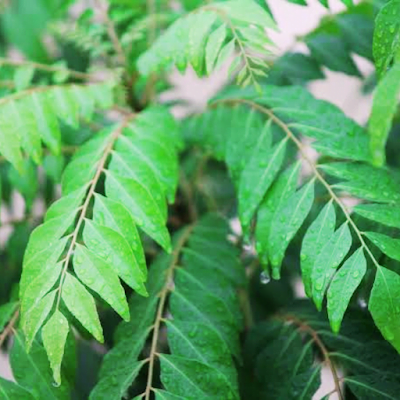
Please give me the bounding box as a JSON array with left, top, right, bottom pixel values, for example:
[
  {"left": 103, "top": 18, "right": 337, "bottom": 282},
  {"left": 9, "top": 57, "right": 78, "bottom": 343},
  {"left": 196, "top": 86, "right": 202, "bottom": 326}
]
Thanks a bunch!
[
  {"left": 42, "top": 310, "right": 69, "bottom": 385},
  {"left": 369, "top": 266, "right": 400, "bottom": 351},
  {"left": 373, "top": 0, "right": 400, "bottom": 78},
  {"left": 23, "top": 290, "right": 57, "bottom": 351},
  {"left": 206, "top": 23, "right": 227, "bottom": 74},
  {"left": 369, "top": 60, "right": 400, "bottom": 166},
  {"left": 83, "top": 219, "right": 147, "bottom": 295},
  {"left": 327, "top": 248, "right": 366, "bottom": 333},
  {"left": 61, "top": 272, "right": 103, "bottom": 343},
  {"left": 268, "top": 180, "right": 315, "bottom": 279},
  {"left": 354, "top": 203, "right": 400, "bottom": 229},
  {"left": 256, "top": 162, "right": 301, "bottom": 267},
  {"left": 301, "top": 201, "right": 336, "bottom": 298},
  {"left": 73, "top": 244, "right": 130, "bottom": 321},
  {"left": 105, "top": 171, "right": 171, "bottom": 252},
  {"left": 365, "top": 231, "right": 400, "bottom": 261},
  {"left": 13, "top": 65, "right": 35, "bottom": 91},
  {"left": 239, "top": 137, "right": 287, "bottom": 230},
  {"left": 214, "top": 39, "right": 235, "bottom": 72},
  {"left": 93, "top": 194, "right": 146, "bottom": 277},
  {"left": 312, "top": 222, "right": 352, "bottom": 311}
]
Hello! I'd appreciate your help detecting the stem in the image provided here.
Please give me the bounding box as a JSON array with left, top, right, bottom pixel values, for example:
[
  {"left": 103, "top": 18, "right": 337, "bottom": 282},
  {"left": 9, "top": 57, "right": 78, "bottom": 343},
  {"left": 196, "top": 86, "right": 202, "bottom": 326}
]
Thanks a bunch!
[
  {"left": 143, "top": 225, "right": 194, "bottom": 400},
  {"left": 215, "top": 98, "right": 382, "bottom": 272},
  {"left": 0, "top": 309, "right": 19, "bottom": 348},
  {"left": 95, "top": 0, "right": 127, "bottom": 67},
  {"left": 281, "top": 314, "right": 344, "bottom": 400},
  {"left": 55, "top": 115, "right": 134, "bottom": 309},
  {"left": 0, "top": 57, "right": 92, "bottom": 80}
]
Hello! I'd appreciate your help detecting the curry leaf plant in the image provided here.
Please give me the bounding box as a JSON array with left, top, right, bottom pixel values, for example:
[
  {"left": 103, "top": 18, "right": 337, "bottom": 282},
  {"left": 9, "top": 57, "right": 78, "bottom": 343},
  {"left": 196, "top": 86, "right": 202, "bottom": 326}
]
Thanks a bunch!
[{"left": 0, "top": 0, "right": 400, "bottom": 398}]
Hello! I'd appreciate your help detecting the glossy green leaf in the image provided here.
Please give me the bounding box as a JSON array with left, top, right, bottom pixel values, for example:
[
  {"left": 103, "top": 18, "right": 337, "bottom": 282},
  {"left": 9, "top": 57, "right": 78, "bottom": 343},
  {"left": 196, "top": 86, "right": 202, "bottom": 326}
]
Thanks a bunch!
[
  {"left": 312, "top": 222, "right": 352, "bottom": 311},
  {"left": 354, "top": 203, "right": 400, "bottom": 229},
  {"left": 61, "top": 273, "right": 103, "bottom": 343},
  {"left": 369, "top": 60, "right": 400, "bottom": 166},
  {"left": 42, "top": 311, "right": 69, "bottom": 385},
  {"left": 301, "top": 201, "right": 336, "bottom": 298},
  {"left": 365, "top": 231, "right": 400, "bottom": 261},
  {"left": 73, "top": 244, "right": 129, "bottom": 321},
  {"left": 83, "top": 219, "right": 147, "bottom": 296},
  {"left": 369, "top": 267, "right": 400, "bottom": 351},
  {"left": 268, "top": 179, "right": 315, "bottom": 279},
  {"left": 256, "top": 162, "right": 301, "bottom": 267},
  {"left": 327, "top": 248, "right": 367, "bottom": 333},
  {"left": 373, "top": 0, "right": 400, "bottom": 78},
  {"left": 0, "top": 378, "right": 33, "bottom": 400},
  {"left": 239, "top": 137, "right": 287, "bottom": 230}
]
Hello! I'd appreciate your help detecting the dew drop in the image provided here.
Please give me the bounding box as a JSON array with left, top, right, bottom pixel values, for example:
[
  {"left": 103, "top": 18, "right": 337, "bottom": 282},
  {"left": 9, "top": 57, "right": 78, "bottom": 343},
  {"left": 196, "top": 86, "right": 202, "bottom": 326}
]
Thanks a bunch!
[
  {"left": 260, "top": 270, "right": 271, "bottom": 285},
  {"left": 352, "top": 271, "right": 360, "bottom": 278}
]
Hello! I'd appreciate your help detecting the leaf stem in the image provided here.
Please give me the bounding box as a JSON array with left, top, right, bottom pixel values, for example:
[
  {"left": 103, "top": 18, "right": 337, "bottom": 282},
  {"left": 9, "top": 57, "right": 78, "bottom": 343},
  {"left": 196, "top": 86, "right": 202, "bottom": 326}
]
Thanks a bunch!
[
  {"left": 94, "top": 0, "right": 127, "bottom": 67},
  {"left": 0, "top": 308, "right": 20, "bottom": 348},
  {"left": 55, "top": 115, "right": 134, "bottom": 309},
  {"left": 216, "top": 98, "right": 382, "bottom": 272},
  {"left": 143, "top": 225, "right": 194, "bottom": 400},
  {"left": 280, "top": 313, "right": 344, "bottom": 400},
  {"left": 0, "top": 57, "right": 92, "bottom": 80}
]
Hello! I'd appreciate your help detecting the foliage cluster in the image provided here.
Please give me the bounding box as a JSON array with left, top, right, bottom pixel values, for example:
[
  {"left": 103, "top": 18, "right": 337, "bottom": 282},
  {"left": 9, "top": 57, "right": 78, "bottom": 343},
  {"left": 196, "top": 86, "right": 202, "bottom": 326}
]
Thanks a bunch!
[{"left": 1, "top": 0, "right": 400, "bottom": 399}]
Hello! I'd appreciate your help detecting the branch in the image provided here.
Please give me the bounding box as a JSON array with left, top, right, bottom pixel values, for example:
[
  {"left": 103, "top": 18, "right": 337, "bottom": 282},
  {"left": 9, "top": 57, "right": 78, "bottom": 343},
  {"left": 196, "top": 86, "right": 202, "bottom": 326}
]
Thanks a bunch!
[
  {"left": 142, "top": 225, "right": 194, "bottom": 400},
  {"left": 0, "top": 57, "right": 92, "bottom": 81},
  {"left": 94, "top": 0, "right": 127, "bottom": 67},
  {"left": 0, "top": 308, "right": 20, "bottom": 348},
  {"left": 281, "top": 314, "right": 344, "bottom": 400}
]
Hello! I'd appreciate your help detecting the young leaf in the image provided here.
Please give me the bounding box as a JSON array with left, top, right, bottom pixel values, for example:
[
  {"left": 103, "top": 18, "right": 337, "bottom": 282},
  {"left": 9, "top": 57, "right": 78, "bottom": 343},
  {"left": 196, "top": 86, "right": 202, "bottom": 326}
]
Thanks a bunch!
[
  {"left": 311, "top": 222, "right": 352, "bottom": 311},
  {"left": 327, "top": 248, "right": 367, "bottom": 333},
  {"left": 301, "top": 201, "right": 336, "bottom": 298},
  {"left": 369, "top": 267, "right": 400, "bottom": 351}
]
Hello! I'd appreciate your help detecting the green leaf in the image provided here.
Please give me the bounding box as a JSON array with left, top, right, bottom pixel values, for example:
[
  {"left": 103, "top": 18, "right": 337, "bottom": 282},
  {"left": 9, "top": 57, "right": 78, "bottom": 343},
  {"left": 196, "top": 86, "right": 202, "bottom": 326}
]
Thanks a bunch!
[
  {"left": 10, "top": 332, "right": 70, "bottom": 399},
  {"left": 105, "top": 171, "right": 171, "bottom": 252},
  {"left": 83, "top": 219, "right": 147, "bottom": 296},
  {"left": 373, "top": 0, "right": 400, "bottom": 78},
  {"left": 327, "top": 248, "right": 367, "bottom": 333},
  {"left": 365, "top": 231, "right": 400, "bottom": 261},
  {"left": 93, "top": 194, "right": 146, "bottom": 278},
  {"left": 268, "top": 179, "right": 315, "bottom": 279},
  {"left": 13, "top": 65, "right": 35, "bottom": 91},
  {"left": 42, "top": 310, "right": 69, "bottom": 386},
  {"left": 354, "top": 203, "right": 400, "bottom": 229},
  {"left": 0, "top": 377, "right": 34, "bottom": 400},
  {"left": 73, "top": 243, "right": 130, "bottom": 321},
  {"left": 206, "top": 23, "right": 227, "bottom": 74},
  {"left": 369, "top": 267, "right": 400, "bottom": 351},
  {"left": 256, "top": 162, "right": 301, "bottom": 267},
  {"left": 159, "top": 354, "right": 238, "bottom": 399},
  {"left": 301, "top": 201, "right": 336, "bottom": 298},
  {"left": 321, "top": 162, "right": 400, "bottom": 203},
  {"left": 311, "top": 222, "right": 352, "bottom": 311},
  {"left": 306, "top": 34, "right": 361, "bottom": 77},
  {"left": 61, "top": 273, "right": 103, "bottom": 343},
  {"left": 369, "top": 60, "right": 400, "bottom": 166},
  {"left": 238, "top": 137, "right": 287, "bottom": 230}
]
